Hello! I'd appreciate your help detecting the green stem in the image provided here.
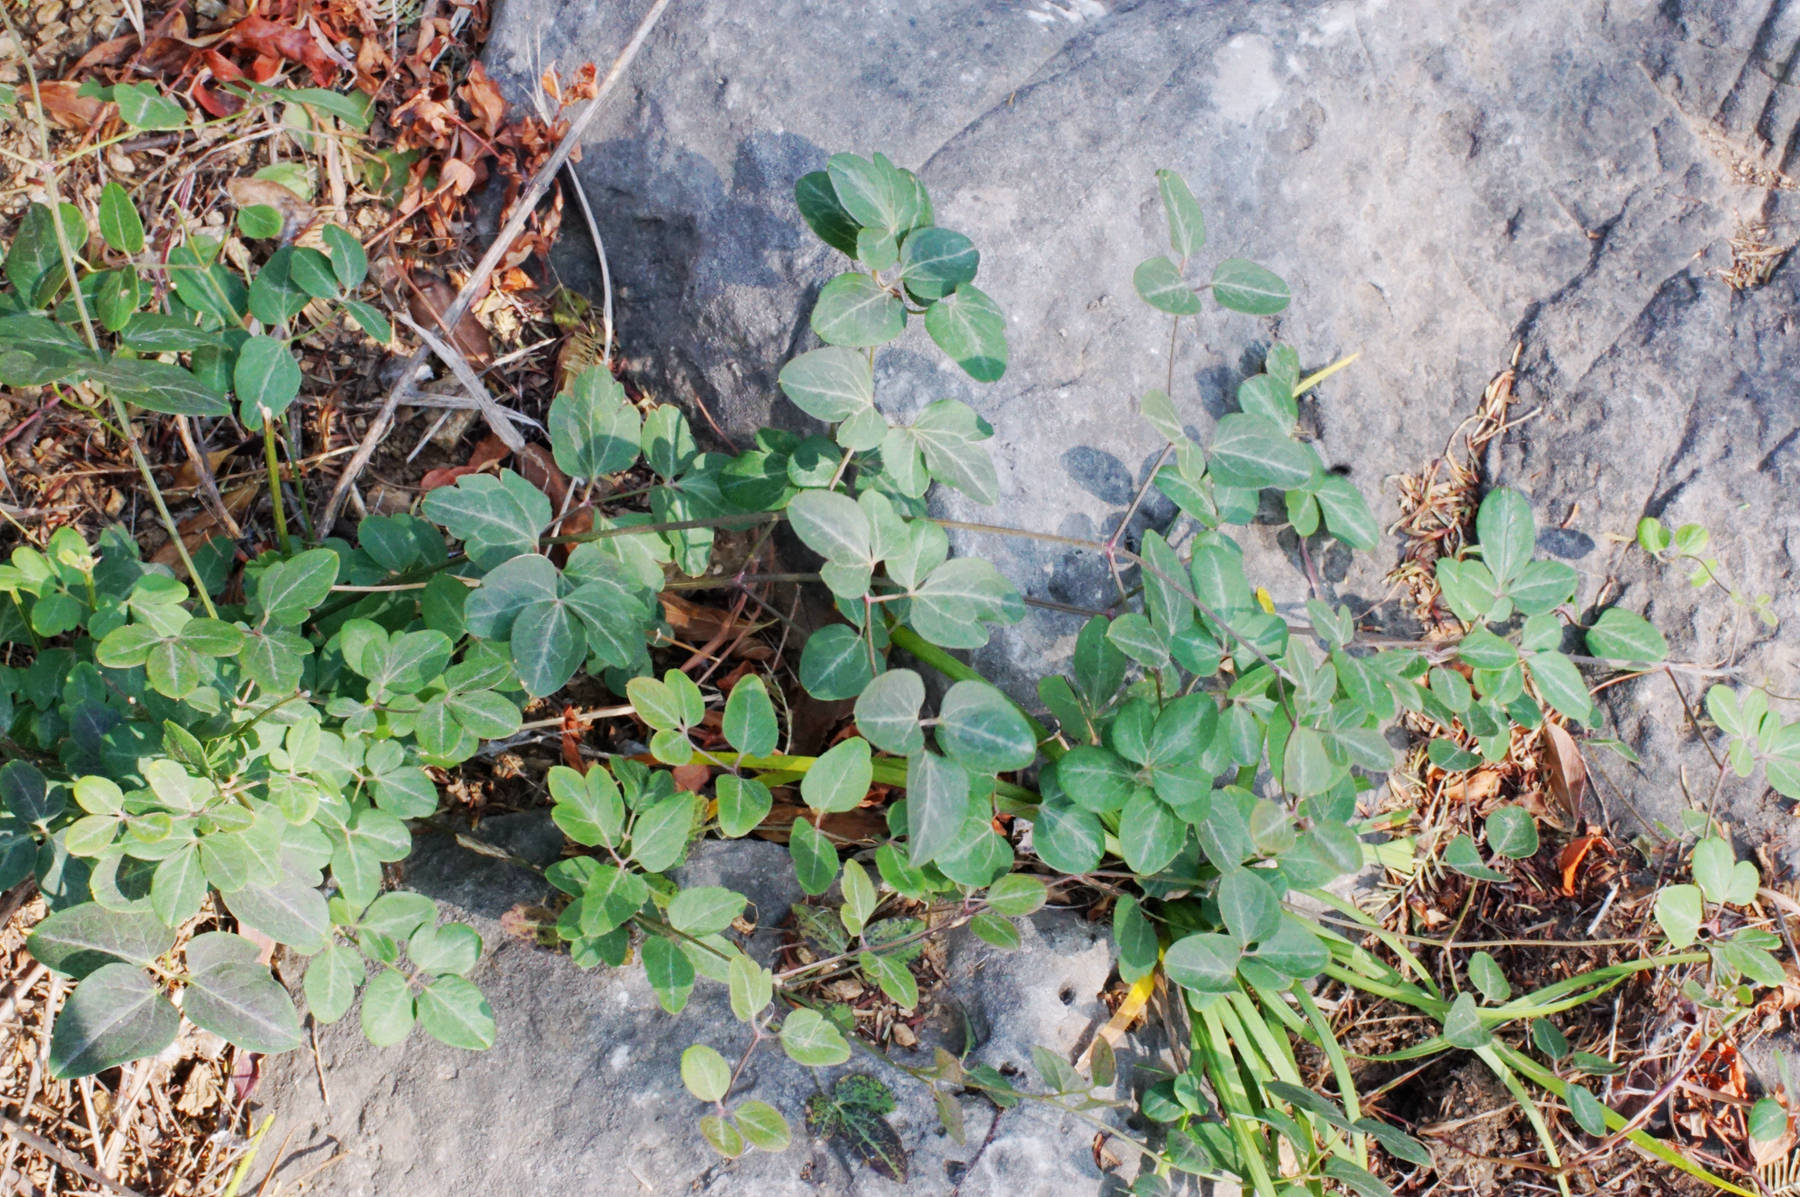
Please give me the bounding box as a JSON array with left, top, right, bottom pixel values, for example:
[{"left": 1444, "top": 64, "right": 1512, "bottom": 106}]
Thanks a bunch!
[
  {"left": 263, "top": 420, "right": 293, "bottom": 555},
  {"left": 705, "top": 749, "right": 1038, "bottom": 813}
]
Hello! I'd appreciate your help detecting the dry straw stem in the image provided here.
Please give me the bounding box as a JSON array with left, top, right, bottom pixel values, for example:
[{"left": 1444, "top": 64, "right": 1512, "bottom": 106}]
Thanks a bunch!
[{"left": 316, "top": 0, "right": 676, "bottom": 533}]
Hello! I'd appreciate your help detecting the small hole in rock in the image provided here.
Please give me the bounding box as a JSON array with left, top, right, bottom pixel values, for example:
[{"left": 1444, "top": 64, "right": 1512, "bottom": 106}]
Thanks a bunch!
[{"left": 1058, "top": 984, "right": 1075, "bottom": 1005}]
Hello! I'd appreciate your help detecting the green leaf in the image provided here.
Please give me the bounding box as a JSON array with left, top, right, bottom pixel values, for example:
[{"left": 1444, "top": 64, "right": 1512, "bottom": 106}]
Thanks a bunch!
[
  {"left": 1114, "top": 896, "right": 1159, "bottom": 982},
  {"left": 629, "top": 794, "right": 694, "bottom": 873},
  {"left": 94, "top": 268, "right": 140, "bottom": 332},
  {"left": 903, "top": 399, "right": 998, "bottom": 504},
  {"left": 642, "top": 935, "right": 695, "bottom": 1014},
  {"left": 236, "top": 204, "right": 284, "bottom": 240},
  {"left": 549, "top": 766, "right": 624, "bottom": 848},
  {"left": 1218, "top": 867, "right": 1281, "bottom": 945},
  {"left": 1282, "top": 726, "right": 1334, "bottom": 797},
  {"left": 511, "top": 598, "right": 585, "bottom": 697},
  {"left": 1210, "top": 258, "right": 1289, "bottom": 315},
  {"left": 1485, "top": 805, "right": 1539, "bottom": 858},
  {"left": 152, "top": 847, "right": 207, "bottom": 927},
  {"left": 1252, "top": 916, "right": 1330, "bottom": 980},
  {"left": 736, "top": 1101, "right": 791, "bottom": 1151},
  {"left": 286, "top": 247, "right": 338, "bottom": 299},
  {"left": 1566, "top": 1082, "right": 1608, "bottom": 1136},
  {"left": 183, "top": 932, "right": 302, "bottom": 1053},
  {"left": 1475, "top": 488, "right": 1535, "bottom": 587},
  {"left": 113, "top": 82, "right": 187, "bottom": 129},
  {"left": 420, "top": 470, "right": 549, "bottom": 570},
  {"left": 1164, "top": 933, "right": 1241, "bottom": 994},
  {"left": 1155, "top": 169, "right": 1206, "bottom": 260},
  {"left": 670, "top": 887, "right": 747, "bottom": 938},
  {"left": 682, "top": 1042, "right": 732, "bottom": 1102},
  {"left": 5, "top": 203, "right": 85, "bottom": 300},
  {"left": 985, "top": 873, "right": 1046, "bottom": 918},
  {"left": 789, "top": 816, "right": 839, "bottom": 895},
  {"left": 716, "top": 776, "right": 772, "bottom": 839},
  {"left": 935, "top": 680, "right": 1035, "bottom": 774},
  {"left": 1509, "top": 559, "right": 1578, "bottom": 615},
  {"left": 795, "top": 170, "right": 860, "bottom": 255},
  {"left": 321, "top": 224, "right": 368, "bottom": 288},
  {"left": 802, "top": 736, "right": 873, "bottom": 814},
  {"left": 1527, "top": 651, "right": 1594, "bottom": 724},
  {"left": 699, "top": 1113, "right": 745, "bottom": 1158},
  {"left": 826, "top": 152, "right": 909, "bottom": 233},
  {"left": 1031, "top": 798, "right": 1103, "bottom": 875},
  {"left": 855, "top": 669, "right": 925, "bottom": 756},
  {"left": 28, "top": 903, "right": 175, "bottom": 978},
  {"left": 416, "top": 974, "right": 494, "bottom": 1049},
  {"left": 1690, "top": 837, "right": 1753, "bottom": 906},
  {"left": 1133, "top": 255, "right": 1202, "bottom": 315},
  {"left": 549, "top": 367, "right": 641, "bottom": 478},
  {"left": 899, "top": 227, "right": 978, "bottom": 301},
  {"left": 341, "top": 297, "right": 391, "bottom": 342},
  {"left": 1531, "top": 1018, "right": 1570, "bottom": 1060},
  {"left": 722, "top": 675, "right": 779, "bottom": 757},
  {"left": 786, "top": 489, "right": 871, "bottom": 566},
  {"left": 1207, "top": 413, "right": 1315, "bottom": 491},
  {"left": 234, "top": 334, "right": 303, "bottom": 427},
  {"left": 728, "top": 953, "right": 774, "bottom": 1022},
  {"left": 359, "top": 969, "right": 415, "bottom": 1046},
  {"left": 798, "top": 624, "right": 876, "bottom": 700},
  {"left": 812, "top": 273, "right": 905, "bottom": 347},
  {"left": 1314, "top": 474, "right": 1378, "bottom": 550},
  {"left": 1120, "top": 790, "right": 1184, "bottom": 875},
  {"left": 1441, "top": 992, "right": 1488, "bottom": 1049},
  {"left": 48, "top": 962, "right": 179, "bottom": 1079},
  {"left": 220, "top": 878, "right": 330, "bottom": 953},
  {"left": 98, "top": 183, "right": 145, "bottom": 255},
  {"left": 779, "top": 346, "right": 875, "bottom": 423},
  {"left": 1467, "top": 951, "right": 1512, "bottom": 1002},
  {"left": 1443, "top": 833, "right": 1509, "bottom": 882},
  {"left": 303, "top": 945, "right": 363, "bottom": 1023},
  {"left": 87, "top": 357, "right": 229, "bottom": 417},
  {"left": 859, "top": 943, "right": 922, "bottom": 1006},
  {"left": 906, "top": 750, "right": 971, "bottom": 866},
  {"left": 1057, "top": 747, "right": 1136, "bottom": 814},
  {"left": 780, "top": 1007, "right": 851, "bottom": 1067},
  {"left": 923, "top": 284, "right": 1007, "bottom": 381},
  {"left": 1750, "top": 1097, "right": 1789, "bottom": 1143},
  {"left": 1583, "top": 608, "right": 1668, "bottom": 664}
]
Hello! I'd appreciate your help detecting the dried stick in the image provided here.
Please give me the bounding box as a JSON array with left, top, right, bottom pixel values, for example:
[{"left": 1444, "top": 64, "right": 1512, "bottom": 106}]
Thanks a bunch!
[
  {"left": 315, "top": 0, "right": 675, "bottom": 534},
  {"left": 392, "top": 313, "right": 527, "bottom": 451}
]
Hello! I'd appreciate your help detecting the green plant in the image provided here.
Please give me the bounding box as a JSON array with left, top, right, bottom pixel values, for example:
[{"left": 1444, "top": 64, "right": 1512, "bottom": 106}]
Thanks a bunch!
[{"left": 1, "top": 148, "right": 1764, "bottom": 1195}]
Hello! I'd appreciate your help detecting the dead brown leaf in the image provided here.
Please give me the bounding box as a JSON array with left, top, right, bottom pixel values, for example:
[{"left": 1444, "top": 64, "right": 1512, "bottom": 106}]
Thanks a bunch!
[
  {"left": 33, "top": 81, "right": 108, "bottom": 131},
  {"left": 1540, "top": 720, "right": 1588, "bottom": 822},
  {"left": 407, "top": 271, "right": 493, "bottom": 364}
]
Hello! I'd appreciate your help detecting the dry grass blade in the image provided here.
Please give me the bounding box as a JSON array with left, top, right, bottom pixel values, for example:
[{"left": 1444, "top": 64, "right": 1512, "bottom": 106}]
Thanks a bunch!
[
  {"left": 394, "top": 311, "right": 528, "bottom": 451},
  {"left": 0, "top": 1112, "right": 149, "bottom": 1197},
  {"left": 316, "top": 0, "right": 676, "bottom": 534}
]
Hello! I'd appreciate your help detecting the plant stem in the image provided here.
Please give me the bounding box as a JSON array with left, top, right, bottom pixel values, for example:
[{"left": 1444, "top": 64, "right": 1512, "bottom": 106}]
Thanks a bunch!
[{"left": 263, "top": 420, "right": 294, "bottom": 555}]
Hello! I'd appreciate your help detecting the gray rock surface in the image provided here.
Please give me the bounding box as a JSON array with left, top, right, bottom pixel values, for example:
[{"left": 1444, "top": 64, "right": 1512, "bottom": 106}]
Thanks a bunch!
[
  {"left": 260, "top": 2, "right": 1800, "bottom": 1193},
  {"left": 254, "top": 824, "right": 1154, "bottom": 1195},
  {"left": 482, "top": 0, "right": 1796, "bottom": 842}
]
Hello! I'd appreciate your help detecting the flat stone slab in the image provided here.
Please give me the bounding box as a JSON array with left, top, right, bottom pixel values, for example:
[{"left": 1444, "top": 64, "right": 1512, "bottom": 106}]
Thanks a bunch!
[
  {"left": 479, "top": 0, "right": 1797, "bottom": 842},
  {"left": 255, "top": 825, "right": 1161, "bottom": 1195}
]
